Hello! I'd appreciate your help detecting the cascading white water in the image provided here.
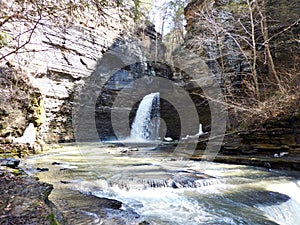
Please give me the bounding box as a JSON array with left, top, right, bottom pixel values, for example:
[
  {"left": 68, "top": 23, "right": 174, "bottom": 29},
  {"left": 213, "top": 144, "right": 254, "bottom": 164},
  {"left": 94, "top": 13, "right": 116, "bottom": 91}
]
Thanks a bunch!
[
  {"left": 130, "top": 92, "right": 160, "bottom": 141},
  {"left": 25, "top": 145, "right": 300, "bottom": 225}
]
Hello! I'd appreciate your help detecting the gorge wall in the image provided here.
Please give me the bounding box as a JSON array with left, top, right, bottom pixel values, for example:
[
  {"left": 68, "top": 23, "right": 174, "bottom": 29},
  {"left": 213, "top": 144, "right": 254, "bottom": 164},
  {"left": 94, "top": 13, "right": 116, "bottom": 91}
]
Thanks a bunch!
[
  {"left": 1, "top": 0, "right": 212, "bottom": 145},
  {"left": 184, "top": 0, "right": 300, "bottom": 165},
  {"left": 0, "top": 1, "right": 168, "bottom": 144}
]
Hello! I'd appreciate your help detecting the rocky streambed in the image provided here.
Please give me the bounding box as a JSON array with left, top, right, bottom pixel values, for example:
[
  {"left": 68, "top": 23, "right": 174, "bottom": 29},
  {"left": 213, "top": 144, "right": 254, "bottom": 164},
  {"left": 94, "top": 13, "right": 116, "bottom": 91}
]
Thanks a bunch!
[
  {"left": 0, "top": 165, "right": 61, "bottom": 224},
  {"left": 19, "top": 143, "right": 300, "bottom": 225},
  {"left": 1, "top": 138, "right": 300, "bottom": 224},
  {"left": 0, "top": 164, "right": 149, "bottom": 225},
  {"left": 0, "top": 145, "right": 151, "bottom": 225}
]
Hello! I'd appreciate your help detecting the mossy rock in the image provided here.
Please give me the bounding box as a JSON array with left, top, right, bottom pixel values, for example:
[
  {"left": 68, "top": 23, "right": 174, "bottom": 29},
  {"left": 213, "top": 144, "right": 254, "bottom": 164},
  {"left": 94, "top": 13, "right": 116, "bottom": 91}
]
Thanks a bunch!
[
  {"left": 29, "top": 96, "right": 46, "bottom": 127},
  {"left": 47, "top": 213, "right": 60, "bottom": 225},
  {"left": 0, "top": 137, "right": 11, "bottom": 144}
]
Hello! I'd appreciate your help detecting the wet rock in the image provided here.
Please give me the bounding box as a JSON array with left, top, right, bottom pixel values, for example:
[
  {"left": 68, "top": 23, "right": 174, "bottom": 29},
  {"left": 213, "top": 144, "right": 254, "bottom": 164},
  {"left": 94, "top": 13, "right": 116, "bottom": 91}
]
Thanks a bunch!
[
  {"left": 129, "top": 147, "right": 139, "bottom": 152},
  {"left": 59, "top": 168, "right": 71, "bottom": 171},
  {"left": 120, "top": 148, "right": 128, "bottom": 154},
  {"left": 60, "top": 180, "right": 71, "bottom": 184},
  {"left": 0, "top": 157, "right": 20, "bottom": 168},
  {"left": 51, "top": 189, "right": 143, "bottom": 224},
  {"left": 227, "top": 190, "right": 290, "bottom": 207},
  {"left": 213, "top": 155, "right": 300, "bottom": 171},
  {"left": 172, "top": 171, "right": 216, "bottom": 188},
  {"left": 239, "top": 145, "right": 256, "bottom": 155},
  {"left": 112, "top": 169, "right": 215, "bottom": 190},
  {"left": 119, "top": 147, "right": 139, "bottom": 154},
  {"left": 219, "top": 115, "right": 300, "bottom": 170},
  {"left": 0, "top": 168, "right": 62, "bottom": 224},
  {"left": 132, "top": 163, "right": 153, "bottom": 166},
  {"left": 139, "top": 221, "right": 150, "bottom": 225},
  {"left": 36, "top": 167, "right": 49, "bottom": 172}
]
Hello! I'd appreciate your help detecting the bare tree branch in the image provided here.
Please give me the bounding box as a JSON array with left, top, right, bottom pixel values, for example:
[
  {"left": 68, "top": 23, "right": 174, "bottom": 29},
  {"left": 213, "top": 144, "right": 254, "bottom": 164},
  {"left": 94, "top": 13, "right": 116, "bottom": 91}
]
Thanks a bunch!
[
  {"left": 263, "top": 19, "right": 300, "bottom": 45},
  {"left": 0, "top": 16, "right": 42, "bottom": 61}
]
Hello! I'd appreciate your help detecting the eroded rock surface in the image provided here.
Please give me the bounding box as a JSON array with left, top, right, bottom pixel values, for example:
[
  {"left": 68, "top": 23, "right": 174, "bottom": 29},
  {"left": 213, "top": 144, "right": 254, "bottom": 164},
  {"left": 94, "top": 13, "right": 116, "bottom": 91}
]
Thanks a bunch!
[{"left": 0, "top": 167, "right": 61, "bottom": 225}]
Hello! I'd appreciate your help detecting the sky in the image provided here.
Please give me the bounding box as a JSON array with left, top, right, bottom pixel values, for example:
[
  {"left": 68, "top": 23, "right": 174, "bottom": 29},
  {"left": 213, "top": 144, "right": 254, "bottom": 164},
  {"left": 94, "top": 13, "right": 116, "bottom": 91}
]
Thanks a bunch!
[
  {"left": 147, "top": 0, "right": 188, "bottom": 36},
  {"left": 148, "top": 0, "right": 172, "bottom": 35}
]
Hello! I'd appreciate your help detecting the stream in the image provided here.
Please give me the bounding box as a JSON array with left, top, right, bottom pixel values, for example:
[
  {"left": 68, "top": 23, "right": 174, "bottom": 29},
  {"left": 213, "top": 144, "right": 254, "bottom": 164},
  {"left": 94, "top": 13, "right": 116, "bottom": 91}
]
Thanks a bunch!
[{"left": 23, "top": 143, "right": 300, "bottom": 225}]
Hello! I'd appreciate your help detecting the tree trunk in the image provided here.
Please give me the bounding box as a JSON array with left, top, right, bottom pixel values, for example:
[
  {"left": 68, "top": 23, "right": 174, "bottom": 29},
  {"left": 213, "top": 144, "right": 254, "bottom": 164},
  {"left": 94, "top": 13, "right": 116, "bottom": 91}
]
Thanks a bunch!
[
  {"left": 258, "top": 0, "right": 284, "bottom": 92},
  {"left": 247, "top": 0, "right": 260, "bottom": 100}
]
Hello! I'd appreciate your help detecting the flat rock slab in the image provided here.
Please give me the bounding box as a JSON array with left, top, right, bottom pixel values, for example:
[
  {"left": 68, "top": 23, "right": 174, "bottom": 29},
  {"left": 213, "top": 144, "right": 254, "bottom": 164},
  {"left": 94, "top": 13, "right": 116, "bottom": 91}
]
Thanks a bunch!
[
  {"left": 47, "top": 189, "right": 145, "bottom": 225},
  {"left": 212, "top": 155, "right": 300, "bottom": 171},
  {"left": 0, "top": 168, "right": 60, "bottom": 225}
]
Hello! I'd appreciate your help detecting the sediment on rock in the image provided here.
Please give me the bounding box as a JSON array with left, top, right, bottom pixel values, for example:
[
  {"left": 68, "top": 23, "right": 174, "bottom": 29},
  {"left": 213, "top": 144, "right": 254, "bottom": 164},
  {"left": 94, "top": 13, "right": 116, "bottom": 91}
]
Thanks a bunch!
[{"left": 0, "top": 167, "right": 64, "bottom": 225}]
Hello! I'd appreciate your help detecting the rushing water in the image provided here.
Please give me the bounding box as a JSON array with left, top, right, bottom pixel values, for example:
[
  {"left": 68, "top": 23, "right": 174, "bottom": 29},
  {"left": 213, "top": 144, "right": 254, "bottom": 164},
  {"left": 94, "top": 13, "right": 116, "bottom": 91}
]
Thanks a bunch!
[
  {"left": 130, "top": 92, "right": 160, "bottom": 141},
  {"left": 23, "top": 143, "right": 300, "bottom": 225}
]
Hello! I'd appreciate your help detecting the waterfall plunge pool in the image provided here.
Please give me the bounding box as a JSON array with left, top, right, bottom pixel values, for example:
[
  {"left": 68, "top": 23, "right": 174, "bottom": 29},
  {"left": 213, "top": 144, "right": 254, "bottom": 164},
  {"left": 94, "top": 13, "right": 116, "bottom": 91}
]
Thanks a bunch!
[{"left": 23, "top": 143, "right": 300, "bottom": 225}]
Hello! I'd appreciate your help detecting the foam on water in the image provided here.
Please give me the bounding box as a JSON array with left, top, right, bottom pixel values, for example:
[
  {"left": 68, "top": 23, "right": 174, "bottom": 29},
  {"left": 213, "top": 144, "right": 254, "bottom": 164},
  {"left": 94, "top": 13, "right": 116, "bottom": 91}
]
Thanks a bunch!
[
  {"left": 23, "top": 144, "right": 300, "bottom": 225},
  {"left": 258, "top": 181, "right": 300, "bottom": 225},
  {"left": 94, "top": 187, "right": 213, "bottom": 225}
]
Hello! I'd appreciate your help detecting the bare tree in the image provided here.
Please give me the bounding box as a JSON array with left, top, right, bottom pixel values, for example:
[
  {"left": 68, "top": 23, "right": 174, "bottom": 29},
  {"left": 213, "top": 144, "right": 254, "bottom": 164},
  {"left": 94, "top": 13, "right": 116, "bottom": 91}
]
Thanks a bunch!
[
  {"left": 246, "top": 0, "right": 260, "bottom": 99},
  {"left": 185, "top": 0, "right": 300, "bottom": 127}
]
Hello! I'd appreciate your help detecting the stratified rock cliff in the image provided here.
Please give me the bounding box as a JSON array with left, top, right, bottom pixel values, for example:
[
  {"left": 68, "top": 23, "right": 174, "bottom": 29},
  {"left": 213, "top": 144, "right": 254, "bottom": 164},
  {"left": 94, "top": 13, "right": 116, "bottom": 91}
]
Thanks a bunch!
[{"left": 0, "top": 1, "right": 165, "bottom": 144}]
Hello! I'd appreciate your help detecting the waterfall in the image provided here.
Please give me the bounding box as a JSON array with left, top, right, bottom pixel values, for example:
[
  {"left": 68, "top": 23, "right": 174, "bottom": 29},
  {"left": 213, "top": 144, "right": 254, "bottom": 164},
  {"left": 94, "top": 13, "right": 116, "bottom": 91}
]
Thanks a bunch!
[{"left": 130, "top": 92, "right": 160, "bottom": 141}]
